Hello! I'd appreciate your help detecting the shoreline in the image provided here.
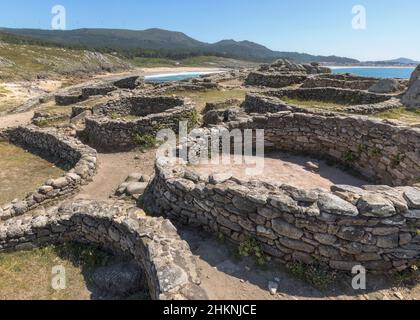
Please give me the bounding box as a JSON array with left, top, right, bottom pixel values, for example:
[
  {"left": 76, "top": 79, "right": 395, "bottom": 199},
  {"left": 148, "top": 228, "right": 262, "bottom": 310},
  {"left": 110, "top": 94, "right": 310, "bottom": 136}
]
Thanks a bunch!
[{"left": 327, "top": 66, "right": 416, "bottom": 69}]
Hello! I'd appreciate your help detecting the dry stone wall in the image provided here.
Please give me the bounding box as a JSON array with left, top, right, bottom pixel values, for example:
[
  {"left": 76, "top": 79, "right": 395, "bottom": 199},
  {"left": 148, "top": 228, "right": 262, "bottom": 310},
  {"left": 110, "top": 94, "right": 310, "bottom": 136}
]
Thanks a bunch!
[
  {"left": 0, "top": 126, "right": 97, "bottom": 220},
  {"left": 144, "top": 104, "right": 420, "bottom": 273},
  {"left": 83, "top": 96, "right": 197, "bottom": 152},
  {"left": 230, "top": 109, "right": 420, "bottom": 186},
  {"left": 245, "top": 90, "right": 402, "bottom": 115},
  {"left": 302, "top": 77, "right": 378, "bottom": 90},
  {"left": 0, "top": 200, "right": 206, "bottom": 300},
  {"left": 144, "top": 153, "right": 420, "bottom": 273},
  {"left": 245, "top": 72, "right": 308, "bottom": 88}
]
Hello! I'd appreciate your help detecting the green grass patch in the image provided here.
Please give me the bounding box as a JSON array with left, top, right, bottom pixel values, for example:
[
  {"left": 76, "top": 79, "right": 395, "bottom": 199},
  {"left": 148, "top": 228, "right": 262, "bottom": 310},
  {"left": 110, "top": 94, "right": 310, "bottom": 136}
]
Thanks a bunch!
[
  {"left": 287, "top": 262, "right": 336, "bottom": 291},
  {"left": 239, "top": 238, "right": 270, "bottom": 266},
  {"left": 132, "top": 133, "right": 160, "bottom": 151}
]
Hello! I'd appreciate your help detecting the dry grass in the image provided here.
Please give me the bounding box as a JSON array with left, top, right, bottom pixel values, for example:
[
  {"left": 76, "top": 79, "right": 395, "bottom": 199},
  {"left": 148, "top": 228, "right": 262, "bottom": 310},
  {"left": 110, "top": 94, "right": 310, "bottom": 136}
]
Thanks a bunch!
[
  {"left": 166, "top": 88, "right": 246, "bottom": 113},
  {"left": 375, "top": 107, "right": 420, "bottom": 125},
  {"left": 279, "top": 96, "right": 350, "bottom": 112},
  {"left": 0, "top": 244, "right": 110, "bottom": 300},
  {"left": 0, "top": 142, "right": 63, "bottom": 204}
]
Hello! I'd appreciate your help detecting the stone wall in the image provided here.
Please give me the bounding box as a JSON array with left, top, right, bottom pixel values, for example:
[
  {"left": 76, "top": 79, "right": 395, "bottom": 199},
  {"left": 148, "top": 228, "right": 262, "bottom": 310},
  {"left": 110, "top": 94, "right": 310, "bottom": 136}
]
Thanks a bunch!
[
  {"left": 302, "top": 77, "right": 378, "bottom": 90},
  {"left": 144, "top": 151, "right": 420, "bottom": 273},
  {"left": 229, "top": 110, "right": 419, "bottom": 186},
  {"left": 244, "top": 92, "right": 403, "bottom": 115},
  {"left": 55, "top": 93, "right": 87, "bottom": 106},
  {"left": 81, "top": 85, "right": 116, "bottom": 98},
  {"left": 268, "top": 87, "right": 391, "bottom": 105},
  {"left": 0, "top": 200, "right": 206, "bottom": 300},
  {"left": 245, "top": 72, "right": 308, "bottom": 88},
  {"left": 83, "top": 97, "right": 197, "bottom": 152},
  {"left": 0, "top": 126, "right": 97, "bottom": 220},
  {"left": 113, "top": 76, "right": 143, "bottom": 90},
  {"left": 93, "top": 96, "right": 186, "bottom": 118}
]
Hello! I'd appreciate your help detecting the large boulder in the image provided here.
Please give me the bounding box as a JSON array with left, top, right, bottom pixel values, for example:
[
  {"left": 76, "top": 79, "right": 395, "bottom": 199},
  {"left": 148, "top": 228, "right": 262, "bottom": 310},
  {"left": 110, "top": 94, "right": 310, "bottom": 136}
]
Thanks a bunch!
[
  {"left": 368, "top": 78, "right": 402, "bottom": 94},
  {"left": 402, "top": 65, "right": 420, "bottom": 108}
]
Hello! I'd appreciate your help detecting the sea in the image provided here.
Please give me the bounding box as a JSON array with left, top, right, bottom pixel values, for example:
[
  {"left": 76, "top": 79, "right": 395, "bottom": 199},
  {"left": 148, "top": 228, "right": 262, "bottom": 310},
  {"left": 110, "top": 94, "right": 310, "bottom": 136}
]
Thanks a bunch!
[
  {"left": 144, "top": 71, "right": 219, "bottom": 83},
  {"left": 144, "top": 67, "right": 415, "bottom": 83},
  {"left": 330, "top": 67, "right": 415, "bottom": 79}
]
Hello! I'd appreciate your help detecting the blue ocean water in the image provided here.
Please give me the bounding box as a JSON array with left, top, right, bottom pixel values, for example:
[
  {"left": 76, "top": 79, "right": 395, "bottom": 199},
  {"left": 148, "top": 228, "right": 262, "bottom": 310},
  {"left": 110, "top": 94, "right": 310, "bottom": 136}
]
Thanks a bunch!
[
  {"left": 332, "top": 67, "right": 415, "bottom": 79},
  {"left": 145, "top": 72, "right": 210, "bottom": 83}
]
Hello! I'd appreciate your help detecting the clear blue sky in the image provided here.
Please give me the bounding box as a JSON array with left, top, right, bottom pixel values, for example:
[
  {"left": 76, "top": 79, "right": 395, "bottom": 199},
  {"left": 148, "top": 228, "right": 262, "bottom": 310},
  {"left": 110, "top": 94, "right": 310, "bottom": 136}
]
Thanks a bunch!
[{"left": 1, "top": 0, "right": 419, "bottom": 61}]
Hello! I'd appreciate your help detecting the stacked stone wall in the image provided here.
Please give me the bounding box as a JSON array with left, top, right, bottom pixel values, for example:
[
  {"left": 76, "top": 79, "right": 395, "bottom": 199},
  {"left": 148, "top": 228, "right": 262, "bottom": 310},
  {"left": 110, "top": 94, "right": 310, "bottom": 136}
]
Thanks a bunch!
[
  {"left": 0, "top": 200, "right": 206, "bottom": 300},
  {"left": 0, "top": 126, "right": 97, "bottom": 220}
]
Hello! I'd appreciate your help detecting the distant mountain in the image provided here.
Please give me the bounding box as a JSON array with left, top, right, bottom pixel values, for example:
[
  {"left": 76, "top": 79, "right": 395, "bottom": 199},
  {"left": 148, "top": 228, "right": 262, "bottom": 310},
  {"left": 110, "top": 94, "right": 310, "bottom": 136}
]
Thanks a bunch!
[
  {"left": 0, "top": 27, "right": 359, "bottom": 64},
  {"left": 364, "top": 57, "right": 419, "bottom": 66}
]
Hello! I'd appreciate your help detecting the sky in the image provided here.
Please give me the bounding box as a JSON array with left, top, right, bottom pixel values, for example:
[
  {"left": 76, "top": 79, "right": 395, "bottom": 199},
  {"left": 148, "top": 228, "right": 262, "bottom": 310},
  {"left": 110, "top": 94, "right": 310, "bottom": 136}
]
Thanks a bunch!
[{"left": 1, "top": 0, "right": 419, "bottom": 61}]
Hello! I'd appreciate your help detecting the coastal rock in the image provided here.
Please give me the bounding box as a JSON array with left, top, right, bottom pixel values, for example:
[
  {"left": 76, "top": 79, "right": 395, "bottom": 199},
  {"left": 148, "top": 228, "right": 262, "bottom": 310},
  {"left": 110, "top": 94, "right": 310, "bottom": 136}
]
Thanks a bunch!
[
  {"left": 402, "top": 65, "right": 420, "bottom": 108},
  {"left": 368, "top": 78, "right": 402, "bottom": 94}
]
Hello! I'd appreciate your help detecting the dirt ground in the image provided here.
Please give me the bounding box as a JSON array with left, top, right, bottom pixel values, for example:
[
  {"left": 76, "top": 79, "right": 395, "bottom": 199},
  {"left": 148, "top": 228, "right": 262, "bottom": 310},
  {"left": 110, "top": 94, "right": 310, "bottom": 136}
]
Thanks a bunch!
[
  {"left": 191, "top": 152, "right": 368, "bottom": 190},
  {"left": 75, "top": 151, "right": 157, "bottom": 201}
]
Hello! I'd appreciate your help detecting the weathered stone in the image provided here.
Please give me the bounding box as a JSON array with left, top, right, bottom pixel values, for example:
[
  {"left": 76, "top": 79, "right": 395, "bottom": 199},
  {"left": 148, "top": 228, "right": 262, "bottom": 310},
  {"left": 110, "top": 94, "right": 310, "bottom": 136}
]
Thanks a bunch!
[
  {"left": 279, "top": 238, "right": 315, "bottom": 253},
  {"left": 314, "top": 233, "right": 337, "bottom": 245},
  {"left": 377, "top": 234, "right": 399, "bottom": 249},
  {"left": 403, "top": 187, "right": 420, "bottom": 209},
  {"left": 269, "top": 193, "right": 299, "bottom": 213},
  {"left": 337, "top": 227, "right": 365, "bottom": 242},
  {"left": 126, "top": 182, "right": 149, "bottom": 196},
  {"left": 92, "top": 262, "right": 145, "bottom": 297},
  {"left": 357, "top": 193, "right": 396, "bottom": 217},
  {"left": 318, "top": 193, "right": 359, "bottom": 216},
  {"left": 272, "top": 220, "right": 303, "bottom": 240}
]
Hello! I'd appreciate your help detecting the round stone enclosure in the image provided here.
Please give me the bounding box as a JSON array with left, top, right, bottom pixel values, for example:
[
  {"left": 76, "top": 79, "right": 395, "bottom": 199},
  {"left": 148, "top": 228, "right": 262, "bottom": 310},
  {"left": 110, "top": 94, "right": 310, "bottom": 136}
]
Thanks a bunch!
[
  {"left": 0, "top": 126, "right": 97, "bottom": 220},
  {"left": 82, "top": 95, "right": 197, "bottom": 152},
  {"left": 0, "top": 200, "right": 206, "bottom": 300},
  {"left": 244, "top": 88, "right": 402, "bottom": 115},
  {"left": 144, "top": 107, "right": 420, "bottom": 273}
]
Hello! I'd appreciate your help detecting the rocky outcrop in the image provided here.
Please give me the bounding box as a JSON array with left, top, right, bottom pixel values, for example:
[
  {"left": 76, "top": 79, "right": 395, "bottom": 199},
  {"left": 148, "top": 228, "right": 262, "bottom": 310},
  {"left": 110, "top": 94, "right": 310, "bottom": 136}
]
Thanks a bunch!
[
  {"left": 260, "top": 59, "right": 331, "bottom": 74},
  {"left": 245, "top": 59, "right": 331, "bottom": 88},
  {"left": 0, "top": 126, "right": 97, "bottom": 220},
  {"left": 402, "top": 66, "right": 420, "bottom": 108},
  {"left": 368, "top": 79, "right": 405, "bottom": 94},
  {"left": 0, "top": 200, "right": 207, "bottom": 300},
  {"left": 113, "top": 76, "right": 143, "bottom": 90}
]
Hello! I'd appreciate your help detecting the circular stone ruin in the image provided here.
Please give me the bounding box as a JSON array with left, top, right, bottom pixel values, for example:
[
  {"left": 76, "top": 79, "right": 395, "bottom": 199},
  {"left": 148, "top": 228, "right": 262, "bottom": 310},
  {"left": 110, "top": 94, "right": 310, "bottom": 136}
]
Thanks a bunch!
[
  {"left": 0, "top": 200, "right": 206, "bottom": 300},
  {"left": 245, "top": 88, "right": 403, "bottom": 115},
  {"left": 144, "top": 103, "right": 420, "bottom": 273},
  {"left": 301, "top": 73, "right": 381, "bottom": 90},
  {"left": 0, "top": 126, "right": 97, "bottom": 220},
  {"left": 82, "top": 95, "right": 197, "bottom": 152}
]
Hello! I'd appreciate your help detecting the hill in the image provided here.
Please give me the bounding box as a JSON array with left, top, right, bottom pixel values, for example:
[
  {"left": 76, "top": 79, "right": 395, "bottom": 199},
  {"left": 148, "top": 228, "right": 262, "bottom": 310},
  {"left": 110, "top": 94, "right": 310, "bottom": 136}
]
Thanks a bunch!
[
  {"left": 364, "top": 57, "right": 419, "bottom": 66},
  {"left": 0, "top": 40, "right": 131, "bottom": 80},
  {"left": 0, "top": 27, "right": 359, "bottom": 64}
]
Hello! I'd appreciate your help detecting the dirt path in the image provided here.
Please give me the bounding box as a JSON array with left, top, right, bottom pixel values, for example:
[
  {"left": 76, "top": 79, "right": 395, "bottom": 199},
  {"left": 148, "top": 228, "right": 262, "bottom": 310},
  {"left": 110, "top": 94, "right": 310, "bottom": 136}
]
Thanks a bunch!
[
  {"left": 0, "top": 111, "right": 34, "bottom": 129},
  {"left": 75, "top": 151, "right": 156, "bottom": 201}
]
